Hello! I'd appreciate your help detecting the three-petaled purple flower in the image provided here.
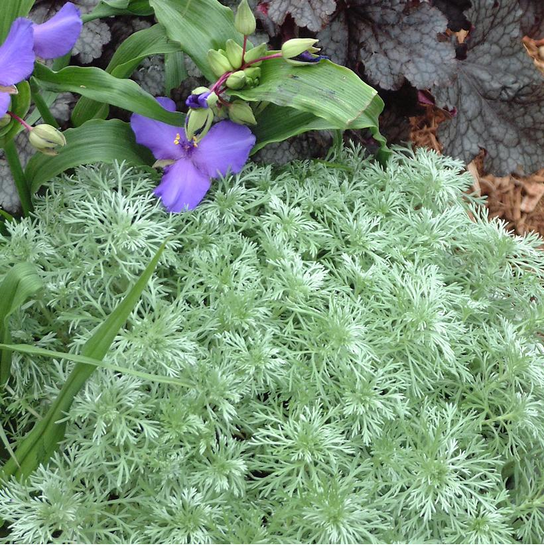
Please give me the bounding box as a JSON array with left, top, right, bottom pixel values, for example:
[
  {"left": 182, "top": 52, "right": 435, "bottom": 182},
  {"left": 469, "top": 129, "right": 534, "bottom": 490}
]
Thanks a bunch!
[
  {"left": 0, "top": 3, "right": 82, "bottom": 118},
  {"left": 131, "top": 97, "right": 256, "bottom": 212}
]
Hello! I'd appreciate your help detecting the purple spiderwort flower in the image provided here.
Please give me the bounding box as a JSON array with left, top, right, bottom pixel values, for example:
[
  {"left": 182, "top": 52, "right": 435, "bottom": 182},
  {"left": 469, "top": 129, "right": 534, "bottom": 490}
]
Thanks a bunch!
[
  {"left": 131, "top": 97, "right": 256, "bottom": 212},
  {"left": 31, "top": 2, "right": 82, "bottom": 60},
  {"left": 0, "top": 3, "right": 82, "bottom": 118},
  {"left": 185, "top": 91, "right": 211, "bottom": 110},
  {"left": 0, "top": 19, "right": 35, "bottom": 118}
]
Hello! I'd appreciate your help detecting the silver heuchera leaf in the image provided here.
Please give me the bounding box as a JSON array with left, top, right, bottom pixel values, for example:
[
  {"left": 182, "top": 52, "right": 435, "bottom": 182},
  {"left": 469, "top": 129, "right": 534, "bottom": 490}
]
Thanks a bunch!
[
  {"left": 267, "top": 0, "right": 337, "bottom": 32},
  {"left": 519, "top": 0, "right": 544, "bottom": 38},
  {"left": 353, "top": 0, "right": 457, "bottom": 91},
  {"left": 435, "top": 0, "right": 544, "bottom": 176}
]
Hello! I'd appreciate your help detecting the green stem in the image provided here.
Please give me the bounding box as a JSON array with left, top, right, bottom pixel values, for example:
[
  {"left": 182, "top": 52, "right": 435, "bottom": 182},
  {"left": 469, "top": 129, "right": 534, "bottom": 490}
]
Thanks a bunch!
[
  {"left": 3, "top": 140, "right": 32, "bottom": 217},
  {"left": 30, "top": 78, "right": 59, "bottom": 128}
]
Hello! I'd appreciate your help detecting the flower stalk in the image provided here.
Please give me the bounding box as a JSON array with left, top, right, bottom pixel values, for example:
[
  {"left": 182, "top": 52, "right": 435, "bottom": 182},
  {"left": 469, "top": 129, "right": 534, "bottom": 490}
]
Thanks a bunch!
[{"left": 3, "top": 139, "right": 32, "bottom": 216}]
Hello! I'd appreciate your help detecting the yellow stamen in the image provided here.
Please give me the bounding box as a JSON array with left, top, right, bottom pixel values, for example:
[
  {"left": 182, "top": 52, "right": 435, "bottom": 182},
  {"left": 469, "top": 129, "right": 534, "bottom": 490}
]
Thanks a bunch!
[
  {"left": 192, "top": 136, "right": 199, "bottom": 147},
  {"left": 174, "top": 133, "right": 181, "bottom": 145}
]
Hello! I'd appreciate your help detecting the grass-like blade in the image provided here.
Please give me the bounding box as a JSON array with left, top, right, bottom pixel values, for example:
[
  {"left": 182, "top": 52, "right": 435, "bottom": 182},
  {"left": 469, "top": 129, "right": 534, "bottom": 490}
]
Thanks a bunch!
[
  {"left": 0, "top": 242, "right": 166, "bottom": 482},
  {"left": 0, "top": 263, "right": 43, "bottom": 386},
  {"left": 0, "top": 344, "right": 191, "bottom": 388}
]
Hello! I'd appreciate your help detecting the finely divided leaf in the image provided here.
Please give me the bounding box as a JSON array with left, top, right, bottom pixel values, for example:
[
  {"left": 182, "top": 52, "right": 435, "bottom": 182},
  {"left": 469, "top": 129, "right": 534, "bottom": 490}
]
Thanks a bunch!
[
  {"left": 0, "top": 243, "right": 167, "bottom": 481},
  {"left": 353, "top": 0, "right": 456, "bottom": 91},
  {"left": 434, "top": 0, "right": 544, "bottom": 175},
  {"left": 267, "top": 0, "right": 337, "bottom": 32}
]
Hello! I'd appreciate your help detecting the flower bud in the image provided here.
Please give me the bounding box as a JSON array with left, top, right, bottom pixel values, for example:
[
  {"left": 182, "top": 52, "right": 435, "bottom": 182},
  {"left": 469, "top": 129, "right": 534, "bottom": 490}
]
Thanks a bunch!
[
  {"left": 0, "top": 114, "right": 11, "bottom": 129},
  {"left": 243, "top": 67, "right": 261, "bottom": 80},
  {"left": 243, "top": 42, "right": 267, "bottom": 66},
  {"left": 28, "top": 124, "right": 67, "bottom": 156},
  {"left": 284, "top": 51, "right": 328, "bottom": 66},
  {"left": 234, "top": 0, "right": 256, "bottom": 36},
  {"left": 207, "top": 49, "right": 234, "bottom": 78},
  {"left": 228, "top": 100, "right": 257, "bottom": 126},
  {"left": 184, "top": 108, "right": 214, "bottom": 142},
  {"left": 281, "top": 38, "right": 320, "bottom": 59},
  {"left": 226, "top": 70, "right": 247, "bottom": 90},
  {"left": 226, "top": 39, "right": 244, "bottom": 70},
  {"left": 186, "top": 88, "right": 212, "bottom": 109}
]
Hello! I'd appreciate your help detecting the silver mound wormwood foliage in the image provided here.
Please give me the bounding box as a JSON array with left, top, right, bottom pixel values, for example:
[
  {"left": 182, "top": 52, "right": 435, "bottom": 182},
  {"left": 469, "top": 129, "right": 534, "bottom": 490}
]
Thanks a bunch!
[{"left": 1, "top": 148, "right": 544, "bottom": 543}]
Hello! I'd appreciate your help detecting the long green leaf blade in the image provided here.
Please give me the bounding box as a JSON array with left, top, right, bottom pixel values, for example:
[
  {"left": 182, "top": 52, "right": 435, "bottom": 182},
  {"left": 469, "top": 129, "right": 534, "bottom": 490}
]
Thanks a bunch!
[
  {"left": 26, "top": 119, "right": 154, "bottom": 193},
  {"left": 229, "top": 58, "right": 389, "bottom": 161},
  {"left": 0, "top": 344, "right": 190, "bottom": 387},
  {"left": 72, "top": 25, "right": 182, "bottom": 126},
  {"left": 149, "top": 0, "right": 242, "bottom": 82},
  {"left": 0, "top": 243, "right": 167, "bottom": 482},
  {"left": 33, "top": 63, "right": 185, "bottom": 126},
  {"left": 231, "top": 57, "right": 379, "bottom": 128},
  {"left": 0, "top": 0, "right": 35, "bottom": 42},
  {"left": 251, "top": 103, "right": 390, "bottom": 163},
  {"left": 0, "top": 263, "right": 43, "bottom": 386}
]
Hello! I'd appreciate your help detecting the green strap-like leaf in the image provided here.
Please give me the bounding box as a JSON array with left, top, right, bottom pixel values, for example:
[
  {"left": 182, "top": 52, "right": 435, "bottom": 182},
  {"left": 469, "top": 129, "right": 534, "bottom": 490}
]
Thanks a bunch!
[
  {"left": 0, "top": 263, "right": 43, "bottom": 386},
  {"left": 72, "top": 25, "right": 182, "bottom": 126},
  {"left": 33, "top": 63, "right": 185, "bottom": 126},
  {"left": 230, "top": 57, "right": 378, "bottom": 127},
  {"left": 0, "top": 81, "right": 31, "bottom": 147},
  {"left": 229, "top": 57, "right": 389, "bottom": 161},
  {"left": 83, "top": 0, "right": 153, "bottom": 21},
  {"left": 26, "top": 119, "right": 155, "bottom": 194},
  {"left": 0, "top": 243, "right": 167, "bottom": 482},
  {"left": 0, "top": 344, "right": 191, "bottom": 388},
  {"left": 0, "top": 0, "right": 35, "bottom": 43},
  {"left": 251, "top": 103, "right": 390, "bottom": 164},
  {"left": 165, "top": 51, "right": 187, "bottom": 96},
  {"left": 149, "top": 0, "right": 242, "bottom": 82}
]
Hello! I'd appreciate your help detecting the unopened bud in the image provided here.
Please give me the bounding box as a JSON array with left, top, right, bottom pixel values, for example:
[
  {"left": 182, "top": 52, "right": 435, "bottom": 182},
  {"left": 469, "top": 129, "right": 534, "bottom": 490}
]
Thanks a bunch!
[
  {"left": 243, "top": 67, "right": 261, "bottom": 80},
  {"left": 228, "top": 100, "right": 257, "bottom": 126},
  {"left": 226, "top": 70, "right": 247, "bottom": 90},
  {"left": 207, "top": 49, "right": 234, "bottom": 78},
  {"left": 28, "top": 124, "right": 66, "bottom": 156},
  {"left": 184, "top": 108, "right": 214, "bottom": 142},
  {"left": 281, "top": 38, "right": 320, "bottom": 59},
  {"left": 226, "top": 39, "right": 244, "bottom": 70},
  {"left": 234, "top": 0, "right": 256, "bottom": 36},
  {"left": 0, "top": 114, "right": 11, "bottom": 129},
  {"left": 243, "top": 42, "right": 267, "bottom": 66}
]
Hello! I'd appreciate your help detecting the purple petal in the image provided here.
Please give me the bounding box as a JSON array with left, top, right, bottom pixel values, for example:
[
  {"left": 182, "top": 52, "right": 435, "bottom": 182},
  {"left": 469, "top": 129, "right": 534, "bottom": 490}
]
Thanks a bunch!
[
  {"left": 155, "top": 158, "right": 211, "bottom": 212},
  {"left": 0, "top": 18, "right": 35, "bottom": 86},
  {"left": 192, "top": 121, "right": 255, "bottom": 179},
  {"left": 0, "top": 92, "right": 11, "bottom": 118},
  {"left": 130, "top": 97, "right": 186, "bottom": 161},
  {"left": 32, "top": 2, "right": 82, "bottom": 59}
]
